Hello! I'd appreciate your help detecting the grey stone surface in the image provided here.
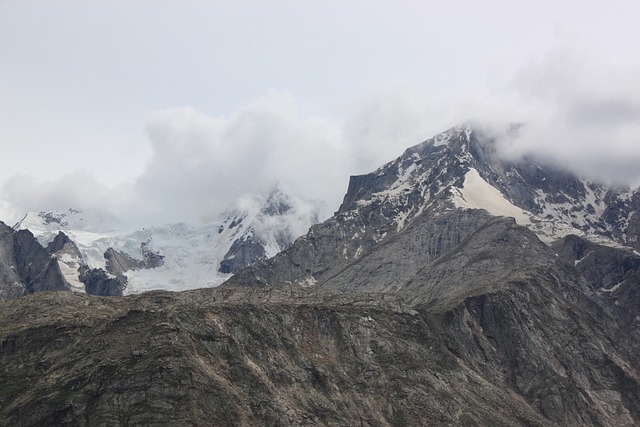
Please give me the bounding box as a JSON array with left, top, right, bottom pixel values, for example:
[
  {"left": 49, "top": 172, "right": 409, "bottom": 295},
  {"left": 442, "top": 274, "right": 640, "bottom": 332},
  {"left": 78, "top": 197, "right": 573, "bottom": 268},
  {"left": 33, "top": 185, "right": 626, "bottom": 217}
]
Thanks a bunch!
[{"left": 79, "top": 266, "right": 126, "bottom": 296}]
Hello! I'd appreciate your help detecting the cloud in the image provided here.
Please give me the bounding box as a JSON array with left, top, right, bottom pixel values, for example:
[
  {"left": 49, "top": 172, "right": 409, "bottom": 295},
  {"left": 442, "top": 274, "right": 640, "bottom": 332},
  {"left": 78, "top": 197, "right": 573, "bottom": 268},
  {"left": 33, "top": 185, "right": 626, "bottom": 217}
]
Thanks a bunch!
[
  {"left": 0, "top": 172, "right": 128, "bottom": 227},
  {"left": 493, "top": 49, "right": 640, "bottom": 185},
  {"left": 129, "top": 85, "right": 467, "bottom": 225},
  {"left": 2, "top": 50, "right": 640, "bottom": 228},
  {"left": 132, "top": 90, "right": 351, "bottom": 224},
  {"left": 341, "top": 81, "right": 459, "bottom": 174},
  {"left": 0, "top": 89, "right": 364, "bottom": 226}
]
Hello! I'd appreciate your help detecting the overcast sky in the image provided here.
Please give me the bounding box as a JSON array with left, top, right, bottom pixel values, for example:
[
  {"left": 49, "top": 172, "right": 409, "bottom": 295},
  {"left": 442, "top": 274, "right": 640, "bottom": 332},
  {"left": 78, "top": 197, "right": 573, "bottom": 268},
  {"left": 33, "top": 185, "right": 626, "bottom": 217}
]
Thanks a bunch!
[{"left": 1, "top": 0, "right": 639, "bottom": 226}]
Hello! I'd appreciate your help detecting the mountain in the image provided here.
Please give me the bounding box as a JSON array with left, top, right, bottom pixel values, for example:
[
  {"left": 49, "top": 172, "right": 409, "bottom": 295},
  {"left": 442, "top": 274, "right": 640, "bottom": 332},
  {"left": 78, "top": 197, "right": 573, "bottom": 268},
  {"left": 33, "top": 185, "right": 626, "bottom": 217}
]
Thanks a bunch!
[
  {"left": 16, "top": 207, "right": 121, "bottom": 234},
  {"left": 218, "top": 123, "right": 640, "bottom": 424},
  {"left": 227, "top": 123, "right": 640, "bottom": 296},
  {"left": 1, "top": 123, "right": 640, "bottom": 425},
  {"left": 3, "top": 190, "right": 321, "bottom": 298}
]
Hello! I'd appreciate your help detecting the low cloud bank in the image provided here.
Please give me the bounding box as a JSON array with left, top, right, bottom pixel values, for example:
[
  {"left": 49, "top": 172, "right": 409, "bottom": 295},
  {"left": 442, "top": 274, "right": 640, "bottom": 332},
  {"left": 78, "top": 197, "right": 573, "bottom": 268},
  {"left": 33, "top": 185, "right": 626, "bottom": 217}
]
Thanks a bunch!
[{"left": 2, "top": 49, "right": 639, "bottom": 227}]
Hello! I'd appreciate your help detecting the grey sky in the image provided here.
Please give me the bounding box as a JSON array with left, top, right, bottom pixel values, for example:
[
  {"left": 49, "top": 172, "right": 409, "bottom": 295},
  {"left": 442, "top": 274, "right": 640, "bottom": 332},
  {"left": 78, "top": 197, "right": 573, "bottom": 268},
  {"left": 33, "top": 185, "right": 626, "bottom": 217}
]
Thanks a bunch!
[{"left": 1, "top": 0, "right": 639, "bottom": 225}]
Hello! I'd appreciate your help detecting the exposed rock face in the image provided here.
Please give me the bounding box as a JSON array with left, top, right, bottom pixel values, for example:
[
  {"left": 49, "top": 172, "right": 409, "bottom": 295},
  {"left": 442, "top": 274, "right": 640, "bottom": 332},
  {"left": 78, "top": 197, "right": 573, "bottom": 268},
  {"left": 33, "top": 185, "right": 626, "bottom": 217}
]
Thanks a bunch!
[
  {"left": 46, "top": 231, "right": 79, "bottom": 255},
  {"left": 0, "top": 222, "right": 26, "bottom": 301},
  {"left": 105, "top": 244, "right": 165, "bottom": 278},
  {"left": 12, "top": 229, "right": 66, "bottom": 293},
  {"left": 553, "top": 234, "right": 640, "bottom": 317},
  {"left": 1, "top": 225, "right": 90, "bottom": 301},
  {"left": 0, "top": 223, "right": 70, "bottom": 301},
  {"left": 91, "top": 245, "right": 164, "bottom": 296},
  {"left": 219, "top": 233, "right": 267, "bottom": 274},
  {"left": 140, "top": 241, "right": 165, "bottom": 269},
  {"left": 78, "top": 267, "right": 126, "bottom": 296}
]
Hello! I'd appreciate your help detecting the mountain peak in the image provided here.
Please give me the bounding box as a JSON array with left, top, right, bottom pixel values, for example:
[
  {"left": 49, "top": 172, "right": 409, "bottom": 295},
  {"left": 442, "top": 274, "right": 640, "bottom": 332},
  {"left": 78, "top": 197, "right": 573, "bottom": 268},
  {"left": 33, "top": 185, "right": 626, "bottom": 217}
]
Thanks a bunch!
[
  {"left": 335, "top": 122, "right": 640, "bottom": 248},
  {"left": 261, "top": 187, "right": 293, "bottom": 216},
  {"left": 15, "top": 208, "right": 118, "bottom": 233}
]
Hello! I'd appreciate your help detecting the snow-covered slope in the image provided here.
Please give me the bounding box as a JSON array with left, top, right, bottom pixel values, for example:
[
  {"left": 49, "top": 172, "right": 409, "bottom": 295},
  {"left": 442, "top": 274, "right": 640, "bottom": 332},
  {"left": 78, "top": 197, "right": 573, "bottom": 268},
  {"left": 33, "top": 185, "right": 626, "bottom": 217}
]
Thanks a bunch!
[
  {"left": 451, "top": 168, "right": 530, "bottom": 225},
  {"left": 18, "top": 208, "right": 119, "bottom": 233},
  {"left": 15, "top": 191, "right": 322, "bottom": 294}
]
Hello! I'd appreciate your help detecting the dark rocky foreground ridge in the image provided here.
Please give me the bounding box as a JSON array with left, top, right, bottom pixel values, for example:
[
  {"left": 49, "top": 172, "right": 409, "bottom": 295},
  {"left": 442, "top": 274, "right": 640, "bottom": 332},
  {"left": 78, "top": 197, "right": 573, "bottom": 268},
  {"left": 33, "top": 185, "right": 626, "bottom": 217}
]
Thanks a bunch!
[
  {"left": 1, "top": 124, "right": 640, "bottom": 425},
  {"left": 1, "top": 282, "right": 639, "bottom": 426}
]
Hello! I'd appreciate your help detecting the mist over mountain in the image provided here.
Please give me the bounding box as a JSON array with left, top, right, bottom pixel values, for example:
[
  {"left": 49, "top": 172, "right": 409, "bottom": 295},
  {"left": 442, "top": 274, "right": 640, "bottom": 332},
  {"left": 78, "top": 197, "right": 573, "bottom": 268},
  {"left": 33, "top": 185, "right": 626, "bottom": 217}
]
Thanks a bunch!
[
  {"left": 0, "top": 188, "right": 322, "bottom": 300},
  {"left": 3, "top": 48, "right": 640, "bottom": 229}
]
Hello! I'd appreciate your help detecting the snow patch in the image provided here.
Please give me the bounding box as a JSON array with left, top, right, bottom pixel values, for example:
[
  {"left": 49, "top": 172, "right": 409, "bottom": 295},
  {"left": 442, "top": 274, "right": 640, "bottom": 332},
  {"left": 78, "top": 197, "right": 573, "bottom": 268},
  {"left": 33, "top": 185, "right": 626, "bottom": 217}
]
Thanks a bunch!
[
  {"left": 56, "top": 258, "right": 85, "bottom": 293},
  {"left": 601, "top": 281, "right": 624, "bottom": 293},
  {"left": 354, "top": 245, "right": 364, "bottom": 258},
  {"left": 575, "top": 251, "right": 593, "bottom": 265},
  {"left": 298, "top": 276, "right": 317, "bottom": 288},
  {"left": 451, "top": 168, "right": 530, "bottom": 225}
]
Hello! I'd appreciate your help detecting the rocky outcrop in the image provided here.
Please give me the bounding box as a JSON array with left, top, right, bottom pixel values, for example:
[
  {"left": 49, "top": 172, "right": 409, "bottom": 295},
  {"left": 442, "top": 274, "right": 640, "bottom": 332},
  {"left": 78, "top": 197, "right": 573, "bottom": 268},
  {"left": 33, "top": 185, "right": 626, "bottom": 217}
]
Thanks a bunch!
[
  {"left": 218, "top": 189, "right": 320, "bottom": 275},
  {"left": 105, "top": 245, "right": 165, "bottom": 277},
  {"left": 1, "top": 224, "right": 77, "bottom": 301},
  {"left": 46, "top": 231, "right": 77, "bottom": 254},
  {"left": 91, "top": 245, "right": 164, "bottom": 296},
  {"left": 552, "top": 234, "right": 640, "bottom": 318},
  {"left": 140, "top": 241, "right": 164, "bottom": 269},
  {"left": 11, "top": 229, "right": 68, "bottom": 294},
  {"left": 79, "top": 267, "right": 126, "bottom": 297},
  {"left": 219, "top": 233, "right": 267, "bottom": 274},
  {"left": 0, "top": 222, "right": 25, "bottom": 301},
  {"left": 104, "top": 248, "right": 145, "bottom": 276}
]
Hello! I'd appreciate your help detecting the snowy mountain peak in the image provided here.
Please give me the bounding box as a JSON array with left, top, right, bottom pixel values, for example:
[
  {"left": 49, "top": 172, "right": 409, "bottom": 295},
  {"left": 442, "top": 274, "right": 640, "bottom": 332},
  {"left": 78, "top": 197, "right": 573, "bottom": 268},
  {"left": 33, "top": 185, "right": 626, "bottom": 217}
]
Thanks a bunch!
[
  {"left": 261, "top": 187, "right": 293, "bottom": 216},
  {"left": 12, "top": 189, "right": 323, "bottom": 295},
  {"left": 217, "top": 189, "right": 322, "bottom": 274},
  {"left": 432, "top": 123, "right": 472, "bottom": 146},
  {"left": 15, "top": 208, "right": 118, "bottom": 233},
  {"left": 336, "top": 123, "right": 640, "bottom": 250}
]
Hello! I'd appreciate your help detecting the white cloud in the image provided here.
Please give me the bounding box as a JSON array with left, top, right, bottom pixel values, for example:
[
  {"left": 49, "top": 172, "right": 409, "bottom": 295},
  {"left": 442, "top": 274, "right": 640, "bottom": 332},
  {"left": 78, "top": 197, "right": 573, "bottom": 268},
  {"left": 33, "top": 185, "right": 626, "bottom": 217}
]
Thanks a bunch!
[
  {"left": 2, "top": 49, "right": 640, "bottom": 227},
  {"left": 0, "top": 172, "right": 128, "bottom": 227},
  {"left": 341, "top": 82, "right": 458, "bottom": 174},
  {"left": 494, "top": 49, "right": 640, "bottom": 185},
  {"left": 132, "top": 90, "right": 351, "bottom": 224}
]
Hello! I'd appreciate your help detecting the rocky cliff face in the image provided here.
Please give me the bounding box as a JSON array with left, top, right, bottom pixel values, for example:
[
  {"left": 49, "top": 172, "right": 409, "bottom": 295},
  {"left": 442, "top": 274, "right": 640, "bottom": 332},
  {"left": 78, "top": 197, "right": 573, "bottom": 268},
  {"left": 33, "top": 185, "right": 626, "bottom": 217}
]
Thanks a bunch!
[
  {"left": 0, "top": 222, "right": 69, "bottom": 301},
  {"left": 0, "top": 222, "right": 26, "bottom": 301},
  {"left": 552, "top": 234, "right": 640, "bottom": 319}
]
